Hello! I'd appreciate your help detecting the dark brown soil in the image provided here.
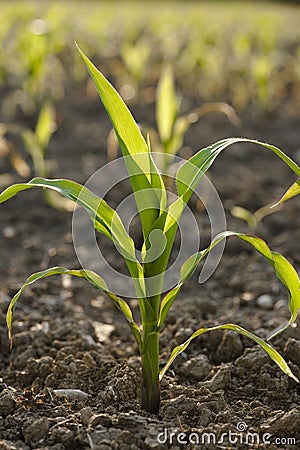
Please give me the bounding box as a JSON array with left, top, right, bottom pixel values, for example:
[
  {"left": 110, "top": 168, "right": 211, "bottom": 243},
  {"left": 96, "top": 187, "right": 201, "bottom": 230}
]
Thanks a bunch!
[{"left": 0, "top": 87, "right": 299, "bottom": 449}]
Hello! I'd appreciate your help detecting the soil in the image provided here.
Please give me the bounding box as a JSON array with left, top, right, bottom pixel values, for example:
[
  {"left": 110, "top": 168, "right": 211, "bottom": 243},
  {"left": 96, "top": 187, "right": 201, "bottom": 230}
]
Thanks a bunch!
[{"left": 0, "top": 86, "right": 300, "bottom": 450}]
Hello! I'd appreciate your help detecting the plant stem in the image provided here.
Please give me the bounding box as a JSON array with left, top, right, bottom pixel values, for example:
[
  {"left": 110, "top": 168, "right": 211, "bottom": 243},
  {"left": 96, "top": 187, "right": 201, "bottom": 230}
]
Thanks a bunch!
[{"left": 141, "top": 325, "right": 160, "bottom": 414}]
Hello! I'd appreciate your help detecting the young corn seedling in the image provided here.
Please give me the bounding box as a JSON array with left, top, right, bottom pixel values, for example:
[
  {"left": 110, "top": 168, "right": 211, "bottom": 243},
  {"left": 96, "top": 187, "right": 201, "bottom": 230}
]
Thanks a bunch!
[
  {"left": 153, "top": 64, "right": 240, "bottom": 172},
  {"left": 231, "top": 175, "right": 300, "bottom": 231},
  {"left": 230, "top": 202, "right": 282, "bottom": 232},
  {"left": 120, "top": 38, "right": 151, "bottom": 95},
  {"left": 1, "top": 47, "right": 300, "bottom": 414},
  {"left": 1, "top": 103, "right": 72, "bottom": 211},
  {"left": 1, "top": 102, "right": 55, "bottom": 180}
]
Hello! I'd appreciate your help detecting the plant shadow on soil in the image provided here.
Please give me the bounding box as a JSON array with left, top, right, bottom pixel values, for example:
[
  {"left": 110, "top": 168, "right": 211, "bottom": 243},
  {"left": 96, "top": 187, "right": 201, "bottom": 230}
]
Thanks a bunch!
[{"left": 0, "top": 90, "right": 300, "bottom": 449}]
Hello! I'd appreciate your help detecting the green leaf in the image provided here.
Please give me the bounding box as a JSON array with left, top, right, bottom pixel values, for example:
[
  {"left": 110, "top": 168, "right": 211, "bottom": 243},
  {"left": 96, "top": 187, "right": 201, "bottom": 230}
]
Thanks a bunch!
[
  {"left": 237, "top": 234, "right": 300, "bottom": 338},
  {"left": 0, "top": 177, "right": 145, "bottom": 297},
  {"left": 77, "top": 46, "right": 148, "bottom": 158},
  {"left": 22, "top": 129, "right": 47, "bottom": 178},
  {"left": 158, "top": 285, "right": 182, "bottom": 330},
  {"left": 164, "top": 101, "right": 240, "bottom": 158},
  {"left": 166, "top": 115, "right": 190, "bottom": 156},
  {"left": 160, "top": 323, "right": 298, "bottom": 382},
  {"left": 230, "top": 206, "right": 257, "bottom": 229},
  {"left": 77, "top": 45, "right": 166, "bottom": 240},
  {"left": 266, "top": 252, "right": 300, "bottom": 339},
  {"left": 158, "top": 231, "right": 300, "bottom": 335},
  {"left": 176, "top": 138, "right": 300, "bottom": 206},
  {"left": 149, "top": 137, "right": 300, "bottom": 292},
  {"left": 6, "top": 266, "right": 142, "bottom": 351},
  {"left": 35, "top": 101, "right": 56, "bottom": 152},
  {"left": 231, "top": 203, "right": 282, "bottom": 230},
  {"left": 156, "top": 64, "right": 179, "bottom": 145},
  {"left": 273, "top": 179, "right": 300, "bottom": 206}
]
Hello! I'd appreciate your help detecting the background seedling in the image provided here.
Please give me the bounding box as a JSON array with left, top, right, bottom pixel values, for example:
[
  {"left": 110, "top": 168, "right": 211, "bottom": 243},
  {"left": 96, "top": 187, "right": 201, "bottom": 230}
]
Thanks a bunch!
[
  {"left": 120, "top": 37, "right": 151, "bottom": 96},
  {"left": 1, "top": 2, "right": 300, "bottom": 122},
  {"left": 107, "top": 64, "right": 240, "bottom": 170},
  {"left": 1, "top": 48, "right": 299, "bottom": 414},
  {"left": 1, "top": 102, "right": 73, "bottom": 211},
  {"left": 153, "top": 64, "right": 240, "bottom": 172},
  {"left": 230, "top": 203, "right": 282, "bottom": 232},
  {"left": 1, "top": 101, "right": 56, "bottom": 179}
]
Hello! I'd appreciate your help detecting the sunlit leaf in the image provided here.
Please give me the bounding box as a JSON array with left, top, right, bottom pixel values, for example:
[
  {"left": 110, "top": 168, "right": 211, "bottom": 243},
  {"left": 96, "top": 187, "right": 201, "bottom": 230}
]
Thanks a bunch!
[
  {"left": 160, "top": 323, "right": 298, "bottom": 382},
  {"left": 77, "top": 45, "right": 166, "bottom": 240},
  {"left": 6, "top": 266, "right": 141, "bottom": 350},
  {"left": 0, "top": 177, "right": 145, "bottom": 297},
  {"left": 176, "top": 138, "right": 300, "bottom": 206},
  {"left": 273, "top": 179, "right": 300, "bottom": 206},
  {"left": 35, "top": 101, "right": 56, "bottom": 152},
  {"left": 158, "top": 231, "right": 300, "bottom": 334},
  {"left": 156, "top": 64, "right": 179, "bottom": 145}
]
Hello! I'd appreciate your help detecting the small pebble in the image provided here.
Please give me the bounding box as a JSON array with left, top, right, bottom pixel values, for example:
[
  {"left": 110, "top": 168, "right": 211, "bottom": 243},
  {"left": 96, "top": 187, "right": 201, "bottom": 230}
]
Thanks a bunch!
[
  {"left": 256, "top": 294, "right": 273, "bottom": 310},
  {"left": 53, "top": 389, "right": 90, "bottom": 401},
  {"left": 3, "top": 227, "right": 15, "bottom": 238}
]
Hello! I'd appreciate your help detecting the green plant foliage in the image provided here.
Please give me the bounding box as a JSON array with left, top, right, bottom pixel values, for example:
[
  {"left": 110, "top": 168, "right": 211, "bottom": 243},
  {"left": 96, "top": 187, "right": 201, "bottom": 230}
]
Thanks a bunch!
[
  {"left": 1, "top": 48, "right": 299, "bottom": 414},
  {"left": 160, "top": 323, "right": 298, "bottom": 383},
  {"left": 274, "top": 179, "right": 300, "bottom": 206},
  {"left": 0, "top": 103, "right": 73, "bottom": 210},
  {"left": 230, "top": 203, "right": 282, "bottom": 231},
  {"left": 6, "top": 266, "right": 142, "bottom": 351},
  {"left": 1, "top": 1, "right": 300, "bottom": 118},
  {"left": 150, "top": 64, "right": 240, "bottom": 171},
  {"left": 21, "top": 101, "right": 56, "bottom": 178}
]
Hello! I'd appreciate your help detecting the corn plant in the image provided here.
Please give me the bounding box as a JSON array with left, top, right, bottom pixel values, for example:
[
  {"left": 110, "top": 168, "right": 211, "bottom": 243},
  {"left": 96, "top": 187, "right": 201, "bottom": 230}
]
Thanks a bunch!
[
  {"left": 230, "top": 203, "right": 282, "bottom": 232},
  {"left": 1, "top": 103, "right": 72, "bottom": 211},
  {"left": 1, "top": 47, "right": 300, "bottom": 415},
  {"left": 120, "top": 38, "right": 151, "bottom": 93},
  {"left": 107, "top": 64, "right": 240, "bottom": 168},
  {"left": 151, "top": 64, "right": 240, "bottom": 172},
  {"left": 21, "top": 101, "right": 56, "bottom": 179},
  {"left": 1, "top": 102, "right": 55, "bottom": 180},
  {"left": 231, "top": 178, "right": 300, "bottom": 231}
]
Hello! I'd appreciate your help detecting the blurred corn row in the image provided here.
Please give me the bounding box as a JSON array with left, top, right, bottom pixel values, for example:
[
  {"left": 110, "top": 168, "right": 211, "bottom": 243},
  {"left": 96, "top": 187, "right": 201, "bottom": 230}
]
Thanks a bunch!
[{"left": 0, "top": 1, "right": 299, "bottom": 120}]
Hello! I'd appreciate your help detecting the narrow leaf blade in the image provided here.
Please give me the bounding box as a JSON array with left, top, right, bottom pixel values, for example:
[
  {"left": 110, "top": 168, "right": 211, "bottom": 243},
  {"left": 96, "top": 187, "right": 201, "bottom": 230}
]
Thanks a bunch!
[
  {"left": 158, "top": 231, "right": 300, "bottom": 334},
  {"left": 35, "top": 101, "right": 56, "bottom": 151},
  {"left": 0, "top": 178, "right": 145, "bottom": 296},
  {"left": 6, "top": 266, "right": 142, "bottom": 350},
  {"left": 77, "top": 45, "right": 166, "bottom": 239},
  {"left": 160, "top": 323, "right": 298, "bottom": 382},
  {"left": 176, "top": 138, "right": 300, "bottom": 206},
  {"left": 156, "top": 64, "right": 179, "bottom": 144},
  {"left": 77, "top": 45, "right": 148, "bottom": 157},
  {"left": 273, "top": 179, "right": 300, "bottom": 206}
]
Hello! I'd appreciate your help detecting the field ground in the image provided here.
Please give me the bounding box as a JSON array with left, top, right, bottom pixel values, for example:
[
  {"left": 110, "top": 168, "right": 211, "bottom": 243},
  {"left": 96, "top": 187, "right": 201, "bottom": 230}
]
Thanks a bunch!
[
  {"left": 0, "top": 86, "right": 299, "bottom": 449},
  {"left": 0, "top": 1, "right": 300, "bottom": 449}
]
